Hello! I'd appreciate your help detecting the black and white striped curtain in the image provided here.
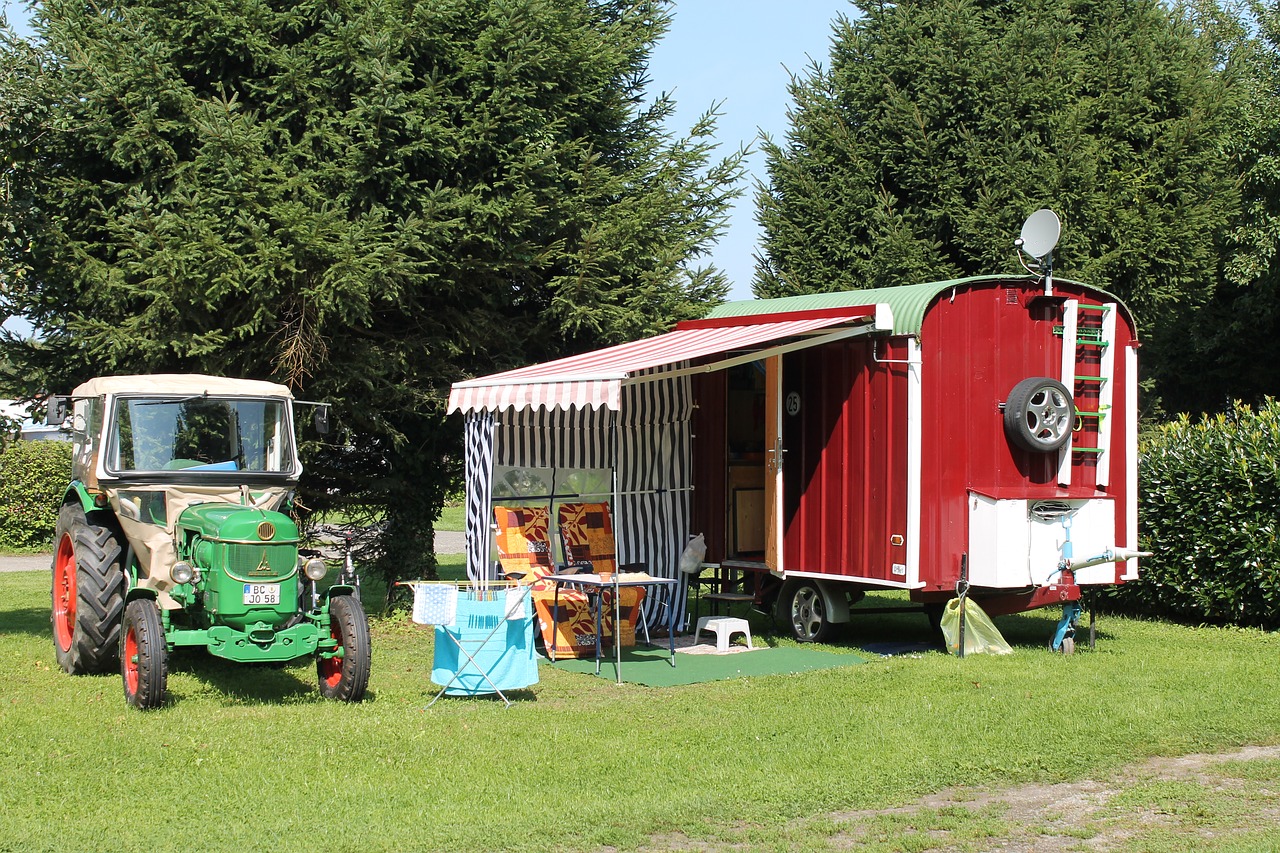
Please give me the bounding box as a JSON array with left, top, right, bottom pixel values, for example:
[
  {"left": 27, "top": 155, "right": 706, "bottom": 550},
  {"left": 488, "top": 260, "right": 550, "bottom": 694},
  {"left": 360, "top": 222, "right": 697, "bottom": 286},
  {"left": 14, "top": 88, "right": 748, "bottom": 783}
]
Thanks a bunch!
[
  {"left": 615, "top": 369, "right": 694, "bottom": 630},
  {"left": 463, "top": 367, "right": 697, "bottom": 628},
  {"left": 494, "top": 406, "right": 614, "bottom": 469},
  {"left": 462, "top": 411, "right": 495, "bottom": 581}
]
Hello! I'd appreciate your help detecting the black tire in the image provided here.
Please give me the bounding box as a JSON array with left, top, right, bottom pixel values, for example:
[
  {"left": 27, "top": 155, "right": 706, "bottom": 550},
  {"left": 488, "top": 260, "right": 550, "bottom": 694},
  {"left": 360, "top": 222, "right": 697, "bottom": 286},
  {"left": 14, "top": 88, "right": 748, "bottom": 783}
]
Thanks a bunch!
[
  {"left": 1004, "top": 377, "right": 1074, "bottom": 453},
  {"left": 51, "top": 503, "right": 126, "bottom": 674},
  {"left": 121, "top": 598, "right": 168, "bottom": 710},
  {"left": 778, "top": 579, "right": 834, "bottom": 644},
  {"left": 317, "top": 594, "right": 371, "bottom": 702}
]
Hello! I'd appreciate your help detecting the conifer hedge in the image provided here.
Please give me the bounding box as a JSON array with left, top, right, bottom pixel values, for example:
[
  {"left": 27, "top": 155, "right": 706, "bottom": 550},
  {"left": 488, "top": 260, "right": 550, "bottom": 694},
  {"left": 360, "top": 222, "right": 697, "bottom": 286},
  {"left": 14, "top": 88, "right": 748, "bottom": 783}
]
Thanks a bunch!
[
  {"left": 0, "top": 440, "right": 72, "bottom": 552},
  {"left": 1102, "top": 399, "right": 1280, "bottom": 629}
]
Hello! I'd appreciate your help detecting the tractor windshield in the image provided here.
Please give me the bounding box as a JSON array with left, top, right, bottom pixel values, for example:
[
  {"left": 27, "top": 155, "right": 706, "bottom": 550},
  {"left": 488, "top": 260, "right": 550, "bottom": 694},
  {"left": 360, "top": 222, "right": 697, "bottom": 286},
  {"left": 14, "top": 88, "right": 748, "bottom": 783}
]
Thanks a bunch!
[{"left": 105, "top": 396, "right": 296, "bottom": 475}]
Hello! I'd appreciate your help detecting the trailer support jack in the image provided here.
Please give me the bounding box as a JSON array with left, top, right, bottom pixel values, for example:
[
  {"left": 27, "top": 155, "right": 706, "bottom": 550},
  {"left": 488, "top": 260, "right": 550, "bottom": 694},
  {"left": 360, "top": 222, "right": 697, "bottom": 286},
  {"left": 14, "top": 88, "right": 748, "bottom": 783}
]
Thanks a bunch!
[{"left": 1052, "top": 601, "right": 1083, "bottom": 653}]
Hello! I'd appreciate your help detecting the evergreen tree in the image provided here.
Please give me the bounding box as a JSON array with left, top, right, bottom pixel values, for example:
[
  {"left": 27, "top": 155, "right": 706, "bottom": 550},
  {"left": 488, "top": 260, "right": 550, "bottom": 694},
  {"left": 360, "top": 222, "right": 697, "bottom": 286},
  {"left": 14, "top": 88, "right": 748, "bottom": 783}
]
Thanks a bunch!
[
  {"left": 755, "top": 0, "right": 1238, "bottom": 409},
  {"left": 1164, "top": 0, "right": 1280, "bottom": 412},
  {"left": 0, "top": 0, "right": 742, "bottom": 589}
]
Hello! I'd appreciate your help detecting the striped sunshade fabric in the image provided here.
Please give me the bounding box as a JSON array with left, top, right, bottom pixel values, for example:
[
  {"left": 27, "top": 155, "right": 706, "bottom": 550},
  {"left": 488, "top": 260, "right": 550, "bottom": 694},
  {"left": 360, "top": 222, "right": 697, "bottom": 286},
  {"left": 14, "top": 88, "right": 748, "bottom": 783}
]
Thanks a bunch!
[
  {"left": 447, "top": 304, "right": 888, "bottom": 414},
  {"left": 456, "top": 302, "right": 892, "bottom": 627}
]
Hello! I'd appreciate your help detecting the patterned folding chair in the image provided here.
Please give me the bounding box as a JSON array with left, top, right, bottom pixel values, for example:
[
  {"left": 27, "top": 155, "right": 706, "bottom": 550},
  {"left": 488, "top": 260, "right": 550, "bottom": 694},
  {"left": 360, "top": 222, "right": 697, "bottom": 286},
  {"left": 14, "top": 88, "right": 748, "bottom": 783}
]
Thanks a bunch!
[
  {"left": 556, "top": 502, "right": 647, "bottom": 647},
  {"left": 493, "top": 505, "right": 616, "bottom": 659}
]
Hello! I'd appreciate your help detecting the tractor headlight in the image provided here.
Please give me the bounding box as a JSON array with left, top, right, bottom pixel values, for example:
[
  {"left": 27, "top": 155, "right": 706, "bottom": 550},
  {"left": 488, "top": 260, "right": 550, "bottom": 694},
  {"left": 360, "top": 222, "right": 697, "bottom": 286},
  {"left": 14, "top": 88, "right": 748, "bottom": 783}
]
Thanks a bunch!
[
  {"left": 304, "top": 558, "right": 328, "bottom": 581},
  {"left": 172, "top": 561, "right": 196, "bottom": 585}
]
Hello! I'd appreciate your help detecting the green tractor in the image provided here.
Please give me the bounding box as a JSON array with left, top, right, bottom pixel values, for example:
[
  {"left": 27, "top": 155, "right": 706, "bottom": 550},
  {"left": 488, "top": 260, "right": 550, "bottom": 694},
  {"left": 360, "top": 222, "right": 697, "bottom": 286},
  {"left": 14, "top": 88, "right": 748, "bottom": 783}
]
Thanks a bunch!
[{"left": 47, "top": 374, "right": 371, "bottom": 709}]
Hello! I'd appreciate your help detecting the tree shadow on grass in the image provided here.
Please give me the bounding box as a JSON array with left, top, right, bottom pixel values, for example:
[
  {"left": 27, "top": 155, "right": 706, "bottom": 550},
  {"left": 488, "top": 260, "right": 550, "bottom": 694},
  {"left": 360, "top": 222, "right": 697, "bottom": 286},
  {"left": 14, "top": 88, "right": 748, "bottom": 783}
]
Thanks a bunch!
[
  {"left": 167, "top": 650, "right": 378, "bottom": 707},
  {"left": 0, "top": 605, "right": 52, "bottom": 639},
  {"left": 772, "top": 596, "right": 1119, "bottom": 657},
  {"left": 170, "top": 651, "right": 324, "bottom": 706}
]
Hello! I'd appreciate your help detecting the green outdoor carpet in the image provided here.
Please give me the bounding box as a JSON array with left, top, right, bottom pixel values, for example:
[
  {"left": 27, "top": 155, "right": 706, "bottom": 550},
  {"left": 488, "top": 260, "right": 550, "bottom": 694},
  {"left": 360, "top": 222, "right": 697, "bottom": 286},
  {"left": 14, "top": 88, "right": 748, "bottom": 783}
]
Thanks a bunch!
[{"left": 545, "top": 644, "right": 866, "bottom": 686}]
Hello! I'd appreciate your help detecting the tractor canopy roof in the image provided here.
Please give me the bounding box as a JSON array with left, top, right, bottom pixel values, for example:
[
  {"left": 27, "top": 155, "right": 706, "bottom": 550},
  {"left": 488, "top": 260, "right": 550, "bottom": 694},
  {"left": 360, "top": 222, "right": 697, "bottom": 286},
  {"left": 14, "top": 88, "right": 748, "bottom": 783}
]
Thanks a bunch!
[{"left": 73, "top": 374, "right": 294, "bottom": 400}]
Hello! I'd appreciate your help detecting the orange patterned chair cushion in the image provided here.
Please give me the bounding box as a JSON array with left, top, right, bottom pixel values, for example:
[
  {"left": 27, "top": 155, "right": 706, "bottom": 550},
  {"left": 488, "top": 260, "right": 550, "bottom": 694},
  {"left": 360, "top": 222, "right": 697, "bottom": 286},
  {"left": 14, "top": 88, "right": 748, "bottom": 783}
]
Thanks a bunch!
[
  {"left": 493, "top": 504, "right": 625, "bottom": 659},
  {"left": 557, "top": 502, "right": 646, "bottom": 647},
  {"left": 492, "top": 505, "right": 555, "bottom": 587}
]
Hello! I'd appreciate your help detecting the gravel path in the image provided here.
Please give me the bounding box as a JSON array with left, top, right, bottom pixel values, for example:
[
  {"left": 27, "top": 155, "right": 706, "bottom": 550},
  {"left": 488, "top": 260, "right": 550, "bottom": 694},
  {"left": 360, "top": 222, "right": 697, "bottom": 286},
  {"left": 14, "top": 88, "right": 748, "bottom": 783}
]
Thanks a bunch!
[{"left": 0, "top": 554, "right": 50, "bottom": 573}]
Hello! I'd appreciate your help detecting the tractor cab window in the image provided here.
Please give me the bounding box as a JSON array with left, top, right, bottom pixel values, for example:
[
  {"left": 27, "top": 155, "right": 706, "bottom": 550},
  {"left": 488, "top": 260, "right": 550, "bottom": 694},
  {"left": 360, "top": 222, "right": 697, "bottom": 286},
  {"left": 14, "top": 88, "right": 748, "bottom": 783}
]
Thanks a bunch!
[
  {"left": 70, "top": 396, "right": 105, "bottom": 482},
  {"left": 105, "top": 396, "right": 295, "bottom": 475}
]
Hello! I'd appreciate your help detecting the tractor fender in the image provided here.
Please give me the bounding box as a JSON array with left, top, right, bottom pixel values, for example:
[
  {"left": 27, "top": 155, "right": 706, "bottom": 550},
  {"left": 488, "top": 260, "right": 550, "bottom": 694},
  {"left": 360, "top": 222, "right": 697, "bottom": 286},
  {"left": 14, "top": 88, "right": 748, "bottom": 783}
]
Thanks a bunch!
[
  {"left": 125, "top": 586, "right": 159, "bottom": 604},
  {"left": 62, "top": 481, "right": 98, "bottom": 516},
  {"left": 322, "top": 585, "right": 358, "bottom": 604}
]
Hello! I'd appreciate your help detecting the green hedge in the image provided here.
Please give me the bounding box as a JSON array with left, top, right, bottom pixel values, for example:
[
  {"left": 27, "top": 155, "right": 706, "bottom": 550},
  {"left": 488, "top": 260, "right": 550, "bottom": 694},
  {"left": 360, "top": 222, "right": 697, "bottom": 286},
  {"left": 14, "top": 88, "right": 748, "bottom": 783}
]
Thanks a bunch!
[
  {"left": 1101, "top": 399, "right": 1280, "bottom": 629},
  {"left": 0, "top": 440, "right": 73, "bottom": 552}
]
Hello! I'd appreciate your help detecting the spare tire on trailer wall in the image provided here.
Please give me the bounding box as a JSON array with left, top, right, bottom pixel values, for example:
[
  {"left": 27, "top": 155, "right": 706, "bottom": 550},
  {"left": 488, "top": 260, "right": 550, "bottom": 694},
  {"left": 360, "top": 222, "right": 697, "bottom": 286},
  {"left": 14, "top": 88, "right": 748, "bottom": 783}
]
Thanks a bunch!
[{"left": 1004, "top": 377, "right": 1074, "bottom": 453}]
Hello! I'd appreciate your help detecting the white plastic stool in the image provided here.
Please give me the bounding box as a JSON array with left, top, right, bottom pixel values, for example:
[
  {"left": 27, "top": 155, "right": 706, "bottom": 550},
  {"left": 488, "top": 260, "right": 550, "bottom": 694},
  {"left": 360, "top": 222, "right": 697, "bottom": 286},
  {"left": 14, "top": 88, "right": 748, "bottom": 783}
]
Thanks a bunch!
[{"left": 694, "top": 616, "right": 753, "bottom": 652}]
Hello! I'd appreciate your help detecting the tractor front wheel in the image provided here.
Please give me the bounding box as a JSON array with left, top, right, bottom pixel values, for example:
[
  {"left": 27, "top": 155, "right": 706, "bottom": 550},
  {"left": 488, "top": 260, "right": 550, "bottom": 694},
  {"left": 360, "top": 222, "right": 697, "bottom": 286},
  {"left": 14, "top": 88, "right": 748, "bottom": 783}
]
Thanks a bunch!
[
  {"left": 317, "top": 594, "right": 371, "bottom": 702},
  {"left": 52, "top": 503, "right": 125, "bottom": 674},
  {"left": 121, "top": 598, "right": 168, "bottom": 710}
]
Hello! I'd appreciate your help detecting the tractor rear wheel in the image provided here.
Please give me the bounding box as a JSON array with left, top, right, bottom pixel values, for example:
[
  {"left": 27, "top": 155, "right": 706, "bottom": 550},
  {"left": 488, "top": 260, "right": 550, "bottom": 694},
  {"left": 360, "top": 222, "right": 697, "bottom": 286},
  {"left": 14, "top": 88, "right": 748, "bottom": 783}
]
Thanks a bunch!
[
  {"left": 121, "top": 598, "right": 168, "bottom": 710},
  {"left": 52, "top": 503, "right": 125, "bottom": 674},
  {"left": 317, "top": 594, "right": 371, "bottom": 702}
]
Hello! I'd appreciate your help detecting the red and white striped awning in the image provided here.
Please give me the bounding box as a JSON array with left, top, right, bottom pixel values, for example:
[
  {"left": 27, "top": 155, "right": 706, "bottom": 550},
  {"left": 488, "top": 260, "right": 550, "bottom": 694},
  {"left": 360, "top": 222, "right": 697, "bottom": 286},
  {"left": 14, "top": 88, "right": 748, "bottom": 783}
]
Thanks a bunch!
[{"left": 448, "top": 304, "right": 892, "bottom": 413}]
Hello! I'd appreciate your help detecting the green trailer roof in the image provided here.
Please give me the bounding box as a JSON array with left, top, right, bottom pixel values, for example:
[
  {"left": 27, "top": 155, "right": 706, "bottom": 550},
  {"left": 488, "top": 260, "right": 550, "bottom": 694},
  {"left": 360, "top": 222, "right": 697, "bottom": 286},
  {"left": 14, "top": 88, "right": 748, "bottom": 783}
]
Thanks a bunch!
[{"left": 706, "top": 274, "right": 1131, "bottom": 337}]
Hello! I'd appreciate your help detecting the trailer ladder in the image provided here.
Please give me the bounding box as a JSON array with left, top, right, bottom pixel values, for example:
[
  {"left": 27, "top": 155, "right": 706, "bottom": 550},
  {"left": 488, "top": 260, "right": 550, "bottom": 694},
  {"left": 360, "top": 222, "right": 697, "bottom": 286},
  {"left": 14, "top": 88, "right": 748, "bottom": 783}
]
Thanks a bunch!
[{"left": 1056, "top": 300, "right": 1117, "bottom": 487}]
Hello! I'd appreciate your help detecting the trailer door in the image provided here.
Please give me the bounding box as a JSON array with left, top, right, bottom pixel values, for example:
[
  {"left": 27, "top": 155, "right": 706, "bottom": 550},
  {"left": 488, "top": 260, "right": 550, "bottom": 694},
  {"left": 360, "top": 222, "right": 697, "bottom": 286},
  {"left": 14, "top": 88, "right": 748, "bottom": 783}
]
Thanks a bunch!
[{"left": 764, "top": 355, "right": 785, "bottom": 573}]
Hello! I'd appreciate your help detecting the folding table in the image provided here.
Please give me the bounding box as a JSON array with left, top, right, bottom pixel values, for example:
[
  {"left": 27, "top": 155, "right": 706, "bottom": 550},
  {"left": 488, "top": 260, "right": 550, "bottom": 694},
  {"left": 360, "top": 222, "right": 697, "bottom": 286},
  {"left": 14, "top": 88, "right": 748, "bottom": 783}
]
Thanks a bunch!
[{"left": 545, "top": 573, "right": 678, "bottom": 683}]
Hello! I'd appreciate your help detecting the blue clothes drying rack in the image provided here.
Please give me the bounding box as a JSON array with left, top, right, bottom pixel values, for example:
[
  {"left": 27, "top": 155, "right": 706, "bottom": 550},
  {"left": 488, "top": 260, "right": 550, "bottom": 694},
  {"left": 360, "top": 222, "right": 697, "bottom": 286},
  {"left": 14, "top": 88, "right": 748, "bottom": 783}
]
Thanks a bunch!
[{"left": 406, "top": 582, "right": 538, "bottom": 708}]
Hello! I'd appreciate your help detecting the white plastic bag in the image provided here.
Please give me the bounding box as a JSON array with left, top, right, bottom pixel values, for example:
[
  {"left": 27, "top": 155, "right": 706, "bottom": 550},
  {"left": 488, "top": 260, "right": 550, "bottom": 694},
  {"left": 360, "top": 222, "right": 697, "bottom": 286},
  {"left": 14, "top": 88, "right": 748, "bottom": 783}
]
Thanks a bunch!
[
  {"left": 940, "top": 597, "right": 1012, "bottom": 656},
  {"left": 678, "top": 533, "right": 707, "bottom": 575}
]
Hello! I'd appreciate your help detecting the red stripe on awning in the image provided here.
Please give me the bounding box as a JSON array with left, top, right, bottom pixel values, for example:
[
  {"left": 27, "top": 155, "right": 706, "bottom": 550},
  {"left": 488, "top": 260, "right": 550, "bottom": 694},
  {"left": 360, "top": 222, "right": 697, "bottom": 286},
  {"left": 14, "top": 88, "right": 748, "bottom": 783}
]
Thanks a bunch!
[{"left": 448, "top": 307, "right": 883, "bottom": 413}]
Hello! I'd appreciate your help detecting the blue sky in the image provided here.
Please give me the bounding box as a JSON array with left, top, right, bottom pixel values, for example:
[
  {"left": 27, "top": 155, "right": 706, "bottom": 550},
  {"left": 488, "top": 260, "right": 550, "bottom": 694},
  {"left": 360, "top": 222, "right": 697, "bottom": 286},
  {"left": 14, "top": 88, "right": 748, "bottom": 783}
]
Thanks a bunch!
[
  {"left": 1, "top": 0, "right": 854, "bottom": 302},
  {"left": 648, "top": 2, "right": 853, "bottom": 299}
]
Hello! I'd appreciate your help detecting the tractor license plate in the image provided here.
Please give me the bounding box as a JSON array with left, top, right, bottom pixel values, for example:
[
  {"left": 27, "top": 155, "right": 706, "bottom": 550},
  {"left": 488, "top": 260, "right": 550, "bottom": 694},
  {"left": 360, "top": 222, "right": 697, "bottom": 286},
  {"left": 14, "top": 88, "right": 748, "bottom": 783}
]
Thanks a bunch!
[{"left": 243, "top": 583, "right": 281, "bottom": 605}]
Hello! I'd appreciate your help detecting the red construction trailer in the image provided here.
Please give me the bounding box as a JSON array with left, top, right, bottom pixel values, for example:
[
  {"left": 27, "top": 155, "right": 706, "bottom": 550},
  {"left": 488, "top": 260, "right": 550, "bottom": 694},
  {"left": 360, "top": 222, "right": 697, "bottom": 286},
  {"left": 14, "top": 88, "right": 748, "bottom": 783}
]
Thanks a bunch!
[
  {"left": 449, "top": 271, "right": 1144, "bottom": 651},
  {"left": 687, "top": 274, "right": 1142, "bottom": 648}
]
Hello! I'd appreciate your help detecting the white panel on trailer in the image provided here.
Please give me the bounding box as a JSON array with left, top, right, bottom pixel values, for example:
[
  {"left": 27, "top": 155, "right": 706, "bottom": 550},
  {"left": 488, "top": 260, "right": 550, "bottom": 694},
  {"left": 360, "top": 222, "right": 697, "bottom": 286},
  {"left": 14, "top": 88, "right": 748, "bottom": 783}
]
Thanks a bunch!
[
  {"left": 968, "top": 493, "right": 1034, "bottom": 587},
  {"left": 1094, "top": 304, "right": 1118, "bottom": 487},
  {"left": 1122, "top": 344, "right": 1140, "bottom": 580},
  {"left": 1057, "top": 299, "right": 1078, "bottom": 487},
  {"left": 968, "top": 494, "right": 1116, "bottom": 588}
]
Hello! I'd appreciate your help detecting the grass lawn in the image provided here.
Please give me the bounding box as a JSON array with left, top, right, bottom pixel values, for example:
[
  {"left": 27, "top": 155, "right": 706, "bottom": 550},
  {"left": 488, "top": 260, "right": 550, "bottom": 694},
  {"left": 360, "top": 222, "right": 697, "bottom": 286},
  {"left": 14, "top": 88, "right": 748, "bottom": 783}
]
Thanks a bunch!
[
  {"left": 3, "top": 561, "right": 1279, "bottom": 852},
  {"left": 437, "top": 502, "right": 464, "bottom": 532}
]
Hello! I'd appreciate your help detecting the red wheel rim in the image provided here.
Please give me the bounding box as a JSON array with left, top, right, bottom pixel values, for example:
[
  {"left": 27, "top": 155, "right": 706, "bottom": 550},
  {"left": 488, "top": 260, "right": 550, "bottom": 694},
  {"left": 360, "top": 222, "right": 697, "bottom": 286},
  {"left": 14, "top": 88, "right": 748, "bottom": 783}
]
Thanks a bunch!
[
  {"left": 53, "top": 533, "right": 77, "bottom": 652},
  {"left": 123, "top": 623, "right": 140, "bottom": 695},
  {"left": 319, "top": 617, "right": 343, "bottom": 688}
]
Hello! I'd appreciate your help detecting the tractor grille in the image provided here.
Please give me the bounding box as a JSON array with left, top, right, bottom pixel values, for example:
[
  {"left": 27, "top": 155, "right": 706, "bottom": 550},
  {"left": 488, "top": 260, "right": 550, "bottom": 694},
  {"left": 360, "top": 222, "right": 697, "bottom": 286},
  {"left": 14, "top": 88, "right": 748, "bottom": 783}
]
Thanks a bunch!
[{"left": 224, "top": 542, "right": 297, "bottom": 582}]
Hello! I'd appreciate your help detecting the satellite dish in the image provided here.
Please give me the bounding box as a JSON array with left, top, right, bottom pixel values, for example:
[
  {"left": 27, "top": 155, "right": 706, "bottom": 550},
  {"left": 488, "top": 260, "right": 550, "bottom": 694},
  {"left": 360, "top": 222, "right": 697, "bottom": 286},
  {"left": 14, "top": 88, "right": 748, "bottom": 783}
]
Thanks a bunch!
[{"left": 1018, "top": 208, "right": 1061, "bottom": 260}]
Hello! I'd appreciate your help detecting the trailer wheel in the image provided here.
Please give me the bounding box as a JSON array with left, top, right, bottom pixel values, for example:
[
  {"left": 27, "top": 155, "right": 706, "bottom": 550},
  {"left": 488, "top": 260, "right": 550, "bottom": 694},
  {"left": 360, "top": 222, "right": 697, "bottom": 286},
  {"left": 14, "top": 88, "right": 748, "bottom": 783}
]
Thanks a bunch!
[
  {"left": 1059, "top": 636, "right": 1076, "bottom": 656},
  {"left": 1004, "top": 377, "right": 1074, "bottom": 453},
  {"left": 52, "top": 503, "right": 125, "bottom": 675},
  {"left": 318, "top": 594, "right": 371, "bottom": 702},
  {"left": 780, "top": 580, "right": 834, "bottom": 644},
  {"left": 121, "top": 598, "right": 168, "bottom": 710}
]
